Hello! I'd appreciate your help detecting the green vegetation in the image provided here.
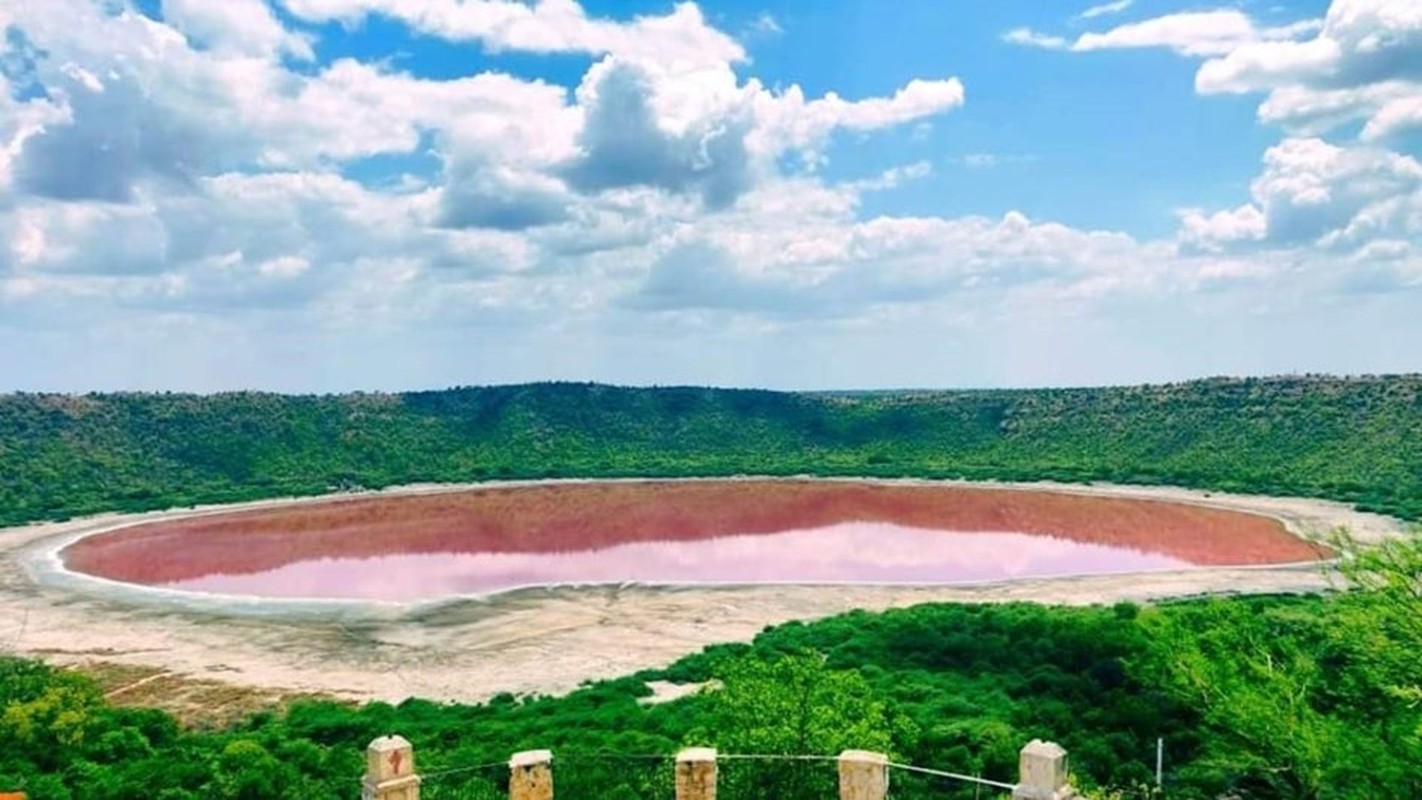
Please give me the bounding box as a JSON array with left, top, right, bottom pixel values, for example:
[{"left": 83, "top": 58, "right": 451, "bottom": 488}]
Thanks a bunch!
[
  {"left": 3, "top": 375, "right": 1422, "bottom": 527},
  {"left": 3, "top": 375, "right": 1419, "bottom": 797},
  {"left": 3, "top": 532, "right": 1418, "bottom": 799}
]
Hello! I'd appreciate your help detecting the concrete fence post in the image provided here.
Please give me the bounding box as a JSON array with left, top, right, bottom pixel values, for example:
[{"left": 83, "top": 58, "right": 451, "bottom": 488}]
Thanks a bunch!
[
  {"left": 361, "top": 735, "right": 420, "bottom": 800},
  {"left": 1012, "top": 739, "right": 1078, "bottom": 800},
  {"left": 675, "top": 747, "right": 717, "bottom": 800},
  {"left": 509, "top": 750, "right": 554, "bottom": 800},
  {"left": 838, "top": 750, "right": 889, "bottom": 800}
]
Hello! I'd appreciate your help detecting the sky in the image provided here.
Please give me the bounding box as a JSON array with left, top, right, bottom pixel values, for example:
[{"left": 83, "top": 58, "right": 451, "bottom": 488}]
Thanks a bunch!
[{"left": 0, "top": 0, "right": 1419, "bottom": 393}]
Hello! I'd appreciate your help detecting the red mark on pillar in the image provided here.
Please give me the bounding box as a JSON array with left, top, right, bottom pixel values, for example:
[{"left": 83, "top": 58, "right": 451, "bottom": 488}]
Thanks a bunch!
[{"left": 389, "top": 749, "right": 404, "bottom": 775}]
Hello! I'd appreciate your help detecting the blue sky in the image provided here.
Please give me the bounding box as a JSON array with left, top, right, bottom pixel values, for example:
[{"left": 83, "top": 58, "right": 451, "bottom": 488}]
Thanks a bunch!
[{"left": 0, "top": 0, "right": 1419, "bottom": 391}]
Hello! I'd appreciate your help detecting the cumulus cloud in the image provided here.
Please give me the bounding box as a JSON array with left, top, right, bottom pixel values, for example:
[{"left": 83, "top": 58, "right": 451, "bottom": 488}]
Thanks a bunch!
[
  {"left": 1255, "top": 138, "right": 1422, "bottom": 243},
  {"left": 629, "top": 240, "right": 808, "bottom": 313},
  {"left": 14, "top": 70, "right": 213, "bottom": 202},
  {"left": 438, "top": 162, "right": 572, "bottom": 231},
  {"left": 1161, "top": 4, "right": 1422, "bottom": 264},
  {"left": 277, "top": 0, "right": 745, "bottom": 70},
  {"left": 0, "top": 0, "right": 969, "bottom": 234},
  {"left": 7, "top": 200, "right": 169, "bottom": 274},
  {"left": 1002, "top": 0, "right": 1422, "bottom": 271},
  {"left": 562, "top": 60, "right": 754, "bottom": 209},
  {"left": 1363, "top": 91, "right": 1422, "bottom": 140},
  {"left": 1031, "top": 0, "right": 1422, "bottom": 142},
  {"left": 4, "top": 4, "right": 259, "bottom": 203},
  {"left": 754, "top": 77, "right": 965, "bottom": 164},
  {"left": 617, "top": 186, "right": 1186, "bottom": 319},
  {"left": 3, "top": 0, "right": 1417, "bottom": 393},
  {"left": 555, "top": 55, "right": 963, "bottom": 208},
  {"left": 1177, "top": 137, "right": 1422, "bottom": 254},
  {"left": 1197, "top": 1, "right": 1422, "bottom": 93},
  {"left": 161, "top": 0, "right": 314, "bottom": 60},
  {"left": 1178, "top": 205, "right": 1267, "bottom": 252}
]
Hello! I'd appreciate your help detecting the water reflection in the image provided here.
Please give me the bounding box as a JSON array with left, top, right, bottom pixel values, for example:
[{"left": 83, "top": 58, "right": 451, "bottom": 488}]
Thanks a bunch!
[{"left": 163, "top": 522, "right": 1196, "bottom": 601}]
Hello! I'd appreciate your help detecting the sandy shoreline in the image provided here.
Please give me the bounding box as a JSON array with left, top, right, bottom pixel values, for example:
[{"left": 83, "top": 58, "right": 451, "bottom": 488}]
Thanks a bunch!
[{"left": 0, "top": 478, "right": 1405, "bottom": 705}]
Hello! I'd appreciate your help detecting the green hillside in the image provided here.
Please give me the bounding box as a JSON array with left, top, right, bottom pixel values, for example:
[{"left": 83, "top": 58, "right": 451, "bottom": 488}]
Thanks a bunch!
[{"left": 3, "top": 375, "right": 1421, "bottom": 527}]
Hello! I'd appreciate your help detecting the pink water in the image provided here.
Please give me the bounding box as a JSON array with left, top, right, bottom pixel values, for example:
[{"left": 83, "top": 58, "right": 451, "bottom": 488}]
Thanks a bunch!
[{"left": 162, "top": 522, "right": 1196, "bottom": 602}]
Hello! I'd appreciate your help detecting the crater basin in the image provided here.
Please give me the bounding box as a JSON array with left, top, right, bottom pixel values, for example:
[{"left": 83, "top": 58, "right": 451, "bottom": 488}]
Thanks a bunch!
[{"left": 59, "top": 481, "right": 1330, "bottom": 603}]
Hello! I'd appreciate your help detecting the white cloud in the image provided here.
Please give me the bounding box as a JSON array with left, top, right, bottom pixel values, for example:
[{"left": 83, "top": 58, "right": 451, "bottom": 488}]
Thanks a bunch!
[
  {"left": 844, "top": 161, "right": 933, "bottom": 193},
  {"left": 1003, "top": 0, "right": 1422, "bottom": 270},
  {"left": 1178, "top": 204, "right": 1268, "bottom": 252},
  {"left": 288, "top": 60, "right": 578, "bottom": 169},
  {"left": 1192, "top": 0, "right": 1422, "bottom": 140},
  {"left": 744, "top": 12, "right": 782, "bottom": 38},
  {"left": 953, "top": 153, "right": 1036, "bottom": 169},
  {"left": 1036, "top": 3, "right": 1422, "bottom": 244},
  {"left": 0, "top": 2, "right": 1368, "bottom": 319},
  {"left": 1160, "top": 3, "right": 1422, "bottom": 257},
  {"left": 256, "top": 255, "right": 312, "bottom": 279},
  {"left": 1080, "top": 0, "right": 1133, "bottom": 21},
  {"left": 1075, "top": 11, "right": 1275, "bottom": 57},
  {"left": 562, "top": 59, "right": 755, "bottom": 209},
  {"left": 6, "top": 200, "right": 170, "bottom": 275},
  {"left": 277, "top": 0, "right": 745, "bottom": 70},
  {"left": 1363, "top": 92, "right": 1422, "bottom": 140},
  {"left": 753, "top": 77, "right": 965, "bottom": 165},
  {"left": 2, "top": 0, "right": 1419, "bottom": 392},
  {"left": 4, "top": 0, "right": 967, "bottom": 219},
  {"left": 1007, "top": 10, "right": 1320, "bottom": 57},
  {"left": 1197, "top": 0, "right": 1422, "bottom": 93},
  {"left": 1177, "top": 137, "right": 1422, "bottom": 253},
  {"left": 162, "top": 0, "right": 314, "bottom": 60},
  {"left": 1003, "top": 28, "right": 1069, "bottom": 50}
]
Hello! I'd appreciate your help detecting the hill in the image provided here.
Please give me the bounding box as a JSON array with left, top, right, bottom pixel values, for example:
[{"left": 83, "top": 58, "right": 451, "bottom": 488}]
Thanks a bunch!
[{"left": 3, "top": 375, "right": 1420, "bottom": 527}]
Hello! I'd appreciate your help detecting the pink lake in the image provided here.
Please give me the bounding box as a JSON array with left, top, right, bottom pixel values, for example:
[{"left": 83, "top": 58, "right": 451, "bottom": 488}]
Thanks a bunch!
[{"left": 161, "top": 522, "right": 1197, "bottom": 602}]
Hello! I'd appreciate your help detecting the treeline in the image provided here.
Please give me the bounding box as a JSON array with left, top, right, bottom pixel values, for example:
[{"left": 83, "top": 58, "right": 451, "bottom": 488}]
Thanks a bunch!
[
  {"left": 3, "top": 375, "right": 1421, "bottom": 527},
  {"left": 4, "top": 532, "right": 1420, "bottom": 798}
]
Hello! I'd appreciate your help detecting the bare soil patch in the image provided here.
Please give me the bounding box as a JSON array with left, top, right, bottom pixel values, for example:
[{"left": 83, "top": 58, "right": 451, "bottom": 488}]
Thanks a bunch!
[{"left": 73, "top": 660, "right": 336, "bottom": 728}]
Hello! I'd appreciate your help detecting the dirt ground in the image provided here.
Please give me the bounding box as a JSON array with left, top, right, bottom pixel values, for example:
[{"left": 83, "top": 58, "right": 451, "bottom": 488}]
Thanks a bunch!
[{"left": 0, "top": 478, "right": 1405, "bottom": 718}]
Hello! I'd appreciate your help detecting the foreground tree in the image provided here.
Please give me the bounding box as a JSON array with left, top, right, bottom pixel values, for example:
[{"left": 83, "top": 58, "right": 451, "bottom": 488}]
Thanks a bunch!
[
  {"left": 1135, "top": 529, "right": 1422, "bottom": 799},
  {"left": 686, "top": 652, "right": 906, "bottom": 799}
]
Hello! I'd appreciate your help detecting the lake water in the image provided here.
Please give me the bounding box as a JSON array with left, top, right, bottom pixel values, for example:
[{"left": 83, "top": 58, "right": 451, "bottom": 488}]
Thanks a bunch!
[
  {"left": 62, "top": 481, "right": 1324, "bottom": 603},
  {"left": 159, "top": 521, "right": 1196, "bottom": 601}
]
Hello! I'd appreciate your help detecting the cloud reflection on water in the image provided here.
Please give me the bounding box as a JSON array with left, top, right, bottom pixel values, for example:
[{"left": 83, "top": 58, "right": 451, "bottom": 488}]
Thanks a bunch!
[{"left": 164, "top": 522, "right": 1195, "bottom": 601}]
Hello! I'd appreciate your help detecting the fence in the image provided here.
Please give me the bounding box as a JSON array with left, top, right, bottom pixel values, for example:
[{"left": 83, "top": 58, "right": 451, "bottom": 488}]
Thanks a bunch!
[{"left": 361, "top": 736, "right": 1075, "bottom": 799}]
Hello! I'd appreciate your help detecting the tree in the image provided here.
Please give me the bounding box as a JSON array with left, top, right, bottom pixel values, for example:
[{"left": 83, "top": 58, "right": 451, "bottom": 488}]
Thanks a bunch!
[
  {"left": 1134, "top": 529, "right": 1422, "bottom": 799},
  {"left": 1329, "top": 528, "right": 1422, "bottom": 711},
  {"left": 687, "top": 652, "right": 907, "bottom": 799}
]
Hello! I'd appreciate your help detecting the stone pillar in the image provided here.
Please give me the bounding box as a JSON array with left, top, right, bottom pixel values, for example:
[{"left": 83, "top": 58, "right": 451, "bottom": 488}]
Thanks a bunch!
[
  {"left": 362, "top": 736, "right": 420, "bottom": 800},
  {"left": 838, "top": 750, "right": 889, "bottom": 800},
  {"left": 510, "top": 750, "right": 554, "bottom": 800},
  {"left": 675, "top": 747, "right": 717, "bottom": 800},
  {"left": 1012, "top": 740, "right": 1077, "bottom": 800}
]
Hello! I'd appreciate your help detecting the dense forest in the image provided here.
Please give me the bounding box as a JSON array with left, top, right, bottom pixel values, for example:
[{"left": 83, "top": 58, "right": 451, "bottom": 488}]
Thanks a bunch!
[
  {"left": 2, "top": 532, "right": 1419, "bottom": 798},
  {"left": 3, "top": 374, "right": 1421, "bottom": 527}
]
